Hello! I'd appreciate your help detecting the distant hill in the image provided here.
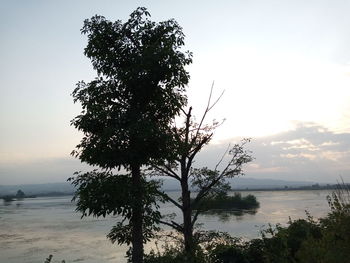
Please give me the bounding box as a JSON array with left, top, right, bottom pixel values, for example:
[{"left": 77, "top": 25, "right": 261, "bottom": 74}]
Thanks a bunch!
[
  {"left": 0, "top": 177, "right": 318, "bottom": 196},
  {"left": 160, "top": 177, "right": 316, "bottom": 191},
  {"left": 228, "top": 177, "right": 316, "bottom": 190}
]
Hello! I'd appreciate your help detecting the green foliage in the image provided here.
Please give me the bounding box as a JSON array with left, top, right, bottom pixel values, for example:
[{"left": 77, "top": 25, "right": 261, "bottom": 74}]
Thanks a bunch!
[
  {"left": 144, "top": 231, "right": 250, "bottom": 263},
  {"left": 208, "top": 185, "right": 350, "bottom": 263},
  {"left": 210, "top": 244, "right": 248, "bottom": 263},
  {"left": 190, "top": 140, "right": 254, "bottom": 197},
  {"left": 144, "top": 247, "right": 190, "bottom": 263},
  {"left": 296, "top": 183, "right": 350, "bottom": 263},
  {"left": 191, "top": 168, "right": 232, "bottom": 199},
  {"left": 71, "top": 7, "right": 192, "bottom": 169},
  {"left": 258, "top": 218, "right": 321, "bottom": 263},
  {"left": 144, "top": 243, "right": 207, "bottom": 263},
  {"left": 69, "top": 171, "right": 164, "bottom": 245}
]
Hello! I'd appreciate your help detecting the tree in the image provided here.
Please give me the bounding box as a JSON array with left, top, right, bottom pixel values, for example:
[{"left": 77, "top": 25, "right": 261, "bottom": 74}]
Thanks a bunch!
[
  {"left": 16, "top": 189, "right": 25, "bottom": 199},
  {"left": 70, "top": 7, "right": 192, "bottom": 263},
  {"left": 151, "top": 87, "right": 253, "bottom": 260}
]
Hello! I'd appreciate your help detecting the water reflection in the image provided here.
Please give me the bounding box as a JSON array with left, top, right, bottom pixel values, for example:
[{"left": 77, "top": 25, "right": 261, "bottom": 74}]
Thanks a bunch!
[
  {"left": 3, "top": 200, "right": 13, "bottom": 206},
  {"left": 202, "top": 208, "right": 258, "bottom": 222}
]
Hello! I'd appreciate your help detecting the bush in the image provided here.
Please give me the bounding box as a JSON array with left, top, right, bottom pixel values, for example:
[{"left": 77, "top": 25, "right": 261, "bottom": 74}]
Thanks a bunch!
[
  {"left": 296, "top": 184, "right": 350, "bottom": 263},
  {"left": 145, "top": 184, "right": 350, "bottom": 263}
]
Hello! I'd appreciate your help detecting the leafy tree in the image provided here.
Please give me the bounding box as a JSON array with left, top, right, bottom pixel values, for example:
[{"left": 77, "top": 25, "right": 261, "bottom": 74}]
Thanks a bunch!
[
  {"left": 70, "top": 7, "right": 192, "bottom": 263},
  {"left": 150, "top": 88, "right": 253, "bottom": 259}
]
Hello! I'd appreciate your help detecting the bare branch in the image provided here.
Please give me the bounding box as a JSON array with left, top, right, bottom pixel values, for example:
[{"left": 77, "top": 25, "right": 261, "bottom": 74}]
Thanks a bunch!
[
  {"left": 207, "top": 89, "right": 225, "bottom": 112},
  {"left": 194, "top": 83, "right": 214, "bottom": 141},
  {"left": 158, "top": 219, "right": 183, "bottom": 232},
  {"left": 186, "top": 134, "right": 212, "bottom": 174},
  {"left": 192, "top": 174, "right": 224, "bottom": 207},
  {"left": 180, "top": 107, "right": 188, "bottom": 116},
  {"left": 155, "top": 190, "right": 183, "bottom": 210},
  {"left": 214, "top": 143, "right": 231, "bottom": 172},
  {"left": 153, "top": 165, "right": 180, "bottom": 181},
  {"left": 192, "top": 83, "right": 224, "bottom": 150},
  {"left": 191, "top": 140, "right": 253, "bottom": 207}
]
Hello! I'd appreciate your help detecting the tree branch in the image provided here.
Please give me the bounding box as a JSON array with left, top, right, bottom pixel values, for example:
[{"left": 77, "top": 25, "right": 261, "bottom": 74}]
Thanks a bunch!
[
  {"left": 192, "top": 175, "right": 224, "bottom": 208},
  {"left": 214, "top": 143, "right": 231, "bottom": 172},
  {"left": 191, "top": 208, "right": 202, "bottom": 227},
  {"left": 155, "top": 190, "right": 183, "bottom": 210},
  {"left": 153, "top": 165, "right": 180, "bottom": 181},
  {"left": 186, "top": 134, "right": 212, "bottom": 174},
  {"left": 158, "top": 219, "right": 183, "bottom": 232},
  {"left": 193, "top": 82, "right": 224, "bottom": 143}
]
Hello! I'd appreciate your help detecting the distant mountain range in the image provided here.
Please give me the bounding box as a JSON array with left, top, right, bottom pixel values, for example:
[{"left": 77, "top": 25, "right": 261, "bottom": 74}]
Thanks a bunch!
[{"left": 0, "top": 177, "right": 319, "bottom": 196}]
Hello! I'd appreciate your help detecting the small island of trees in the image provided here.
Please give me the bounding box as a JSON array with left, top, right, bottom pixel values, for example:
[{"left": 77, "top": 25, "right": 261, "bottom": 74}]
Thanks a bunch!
[
  {"left": 195, "top": 192, "right": 259, "bottom": 212},
  {"left": 1, "top": 189, "right": 36, "bottom": 202}
]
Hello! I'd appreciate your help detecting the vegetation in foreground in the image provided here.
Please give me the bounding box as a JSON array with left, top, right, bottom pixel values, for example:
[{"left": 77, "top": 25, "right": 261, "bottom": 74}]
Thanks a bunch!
[{"left": 144, "top": 183, "right": 350, "bottom": 263}]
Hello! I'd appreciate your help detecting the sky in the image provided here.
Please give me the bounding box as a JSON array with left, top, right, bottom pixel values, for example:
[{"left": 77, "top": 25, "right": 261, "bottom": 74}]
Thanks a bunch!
[{"left": 1, "top": 0, "right": 350, "bottom": 184}]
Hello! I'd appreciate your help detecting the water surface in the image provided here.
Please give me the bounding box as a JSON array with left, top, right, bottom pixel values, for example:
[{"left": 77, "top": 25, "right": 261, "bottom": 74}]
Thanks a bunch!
[{"left": 0, "top": 190, "right": 331, "bottom": 262}]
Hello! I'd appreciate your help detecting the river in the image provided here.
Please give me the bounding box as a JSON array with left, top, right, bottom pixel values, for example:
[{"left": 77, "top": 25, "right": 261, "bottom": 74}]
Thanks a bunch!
[{"left": 0, "top": 190, "right": 332, "bottom": 262}]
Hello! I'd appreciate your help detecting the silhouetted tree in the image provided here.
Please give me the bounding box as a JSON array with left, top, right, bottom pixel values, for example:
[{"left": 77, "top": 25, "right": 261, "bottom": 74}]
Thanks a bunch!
[
  {"left": 70, "top": 7, "right": 192, "bottom": 263},
  {"left": 16, "top": 189, "right": 25, "bottom": 199},
  {"left": 151, "top": 87, "right": 253, "bottom": 259}
]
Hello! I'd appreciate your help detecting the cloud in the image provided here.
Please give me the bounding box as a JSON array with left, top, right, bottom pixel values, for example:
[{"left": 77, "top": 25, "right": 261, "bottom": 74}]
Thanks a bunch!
[
  {"left": 196, "top": 122, "right": 350, "bottom": 183},
  {"left": 1, "top": 122, "right": 350, "bottom": 185}
]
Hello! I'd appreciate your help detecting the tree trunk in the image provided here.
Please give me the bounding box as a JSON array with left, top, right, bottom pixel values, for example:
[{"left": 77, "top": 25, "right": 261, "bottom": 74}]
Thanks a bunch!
[
  {"left": 181, "top": 162, "right": 194, "bottom": 259},
  {"left": 181, "top": 108, "right": 195, "bottom": 259},
  {"left": 131, "top": 164, "right": 144, "bottom": 263}
]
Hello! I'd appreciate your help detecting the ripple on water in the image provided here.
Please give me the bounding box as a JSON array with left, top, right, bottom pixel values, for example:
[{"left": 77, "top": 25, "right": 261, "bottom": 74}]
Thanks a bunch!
[{"left": 0, "top": 190, "right": 331, "bottom": 263}]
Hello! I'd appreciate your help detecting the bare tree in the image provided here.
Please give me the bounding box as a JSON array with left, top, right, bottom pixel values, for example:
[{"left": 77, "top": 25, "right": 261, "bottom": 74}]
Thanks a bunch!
[{"left": 150, "top": 85, "right": 253, "bottom": 259}]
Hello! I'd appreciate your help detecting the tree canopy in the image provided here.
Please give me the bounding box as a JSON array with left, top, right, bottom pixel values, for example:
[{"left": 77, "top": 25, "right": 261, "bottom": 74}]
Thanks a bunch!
[{"left": 71, "top": 7, "right": 192, "bottom": 169}]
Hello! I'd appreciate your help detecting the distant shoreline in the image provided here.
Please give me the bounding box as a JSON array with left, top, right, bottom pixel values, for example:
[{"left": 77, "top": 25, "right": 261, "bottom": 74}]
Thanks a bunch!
[
  {"left": 1, "top": 192, "right": 74, "bottom": 201},
  {"left": 164, "top": 183, "right": 344, "bottom": 192},
  {"left": 230, "top": 183, "right": 345, "bottom": 192},
  {"left": 1, "top": 184, "right": 345, "bottom": 201}
]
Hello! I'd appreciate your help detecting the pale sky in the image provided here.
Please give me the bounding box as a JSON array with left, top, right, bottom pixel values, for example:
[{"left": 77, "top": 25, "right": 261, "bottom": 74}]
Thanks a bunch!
[{"left": 1, "top": 0, "right": 350, "bottom": 184}]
